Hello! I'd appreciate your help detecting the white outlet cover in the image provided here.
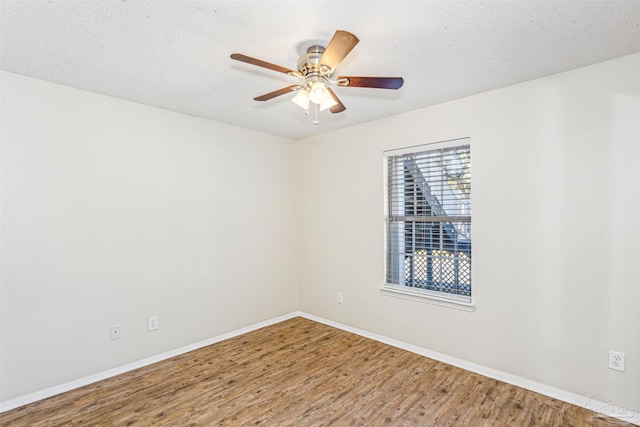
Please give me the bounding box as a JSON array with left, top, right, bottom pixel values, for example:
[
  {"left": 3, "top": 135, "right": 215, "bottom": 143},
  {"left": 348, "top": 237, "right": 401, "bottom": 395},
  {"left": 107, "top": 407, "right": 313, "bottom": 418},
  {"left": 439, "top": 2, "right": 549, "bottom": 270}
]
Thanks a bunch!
[
  {"left": 148, "top": 316, "right": 158, "bottom": 331},
  {"left": 608, "top": 350, "right": 625, "bottom": 372},
  {"left": 110, "top": 325, "right": 121, "bottom": 340}
]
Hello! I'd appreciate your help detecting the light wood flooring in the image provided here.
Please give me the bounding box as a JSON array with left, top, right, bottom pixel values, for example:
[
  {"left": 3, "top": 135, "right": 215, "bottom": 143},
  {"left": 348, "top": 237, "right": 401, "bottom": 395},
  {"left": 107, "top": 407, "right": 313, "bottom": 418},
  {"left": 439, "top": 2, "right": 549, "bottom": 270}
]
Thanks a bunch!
[{"left": 0, "top": 317, "right": 631, "bottom": 426}]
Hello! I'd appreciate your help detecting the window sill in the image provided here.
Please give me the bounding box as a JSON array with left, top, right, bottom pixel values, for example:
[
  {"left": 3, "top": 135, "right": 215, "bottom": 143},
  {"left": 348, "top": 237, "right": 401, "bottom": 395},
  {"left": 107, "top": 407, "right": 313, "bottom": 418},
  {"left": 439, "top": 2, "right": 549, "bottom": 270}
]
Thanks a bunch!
[{"left": 380, "top": 284, "right": 474, "bottom": 312}]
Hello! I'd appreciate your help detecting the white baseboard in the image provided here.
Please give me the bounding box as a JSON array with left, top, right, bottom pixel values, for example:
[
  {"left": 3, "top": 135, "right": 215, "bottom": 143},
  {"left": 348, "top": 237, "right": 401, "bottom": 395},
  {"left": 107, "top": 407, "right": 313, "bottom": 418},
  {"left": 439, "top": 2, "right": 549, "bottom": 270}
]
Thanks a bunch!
[
  {"left": 2, "top": 310, "right": 638, "bottom": 426},
  {"left": 0, "top": 311, "right": 299, "bottom": 413},
  {"left": 299, "top": 312, "right": 640, "bottom": 426}
]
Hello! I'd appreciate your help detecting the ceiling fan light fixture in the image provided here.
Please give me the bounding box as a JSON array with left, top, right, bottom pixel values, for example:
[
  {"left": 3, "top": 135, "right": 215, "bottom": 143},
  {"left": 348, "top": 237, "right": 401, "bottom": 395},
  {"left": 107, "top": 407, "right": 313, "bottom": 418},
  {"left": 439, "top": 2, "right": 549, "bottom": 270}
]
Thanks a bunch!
[
  {"left": 309, "top": 81, "right": 330, "bottom": 104},
  {"left": 291, "top": 89, "right": 310, "bottom": 110}
]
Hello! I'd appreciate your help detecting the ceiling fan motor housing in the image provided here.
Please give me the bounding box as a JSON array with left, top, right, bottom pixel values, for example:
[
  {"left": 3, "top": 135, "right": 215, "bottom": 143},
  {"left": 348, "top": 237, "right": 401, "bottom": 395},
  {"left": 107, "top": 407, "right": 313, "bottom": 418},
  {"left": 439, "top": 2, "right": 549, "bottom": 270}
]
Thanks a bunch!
[{"left": 297, "top": 45, "right": 332, "bottom": 79}]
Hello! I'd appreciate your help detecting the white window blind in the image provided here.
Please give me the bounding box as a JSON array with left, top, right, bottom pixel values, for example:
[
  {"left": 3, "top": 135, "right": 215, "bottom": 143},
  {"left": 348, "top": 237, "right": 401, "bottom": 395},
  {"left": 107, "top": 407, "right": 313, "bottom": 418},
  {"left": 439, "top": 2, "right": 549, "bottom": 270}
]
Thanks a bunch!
[{"left": 384, "top": 141, "right": 472, "bottom": 304}]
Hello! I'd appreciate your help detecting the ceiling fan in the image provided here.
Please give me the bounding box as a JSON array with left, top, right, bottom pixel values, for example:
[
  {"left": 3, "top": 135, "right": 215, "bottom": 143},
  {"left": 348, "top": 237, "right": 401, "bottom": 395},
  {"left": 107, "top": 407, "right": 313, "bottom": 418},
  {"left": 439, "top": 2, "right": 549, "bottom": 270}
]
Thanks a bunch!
[{"left": 230, "top": 30, "right": 403, "bottom": 120}]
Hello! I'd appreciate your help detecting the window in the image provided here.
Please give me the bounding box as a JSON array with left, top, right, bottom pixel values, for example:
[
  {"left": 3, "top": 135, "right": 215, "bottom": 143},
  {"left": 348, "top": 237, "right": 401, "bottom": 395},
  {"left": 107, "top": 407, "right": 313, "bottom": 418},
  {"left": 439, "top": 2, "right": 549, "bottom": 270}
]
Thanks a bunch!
[{"left": 384, "top": 139, "right": 472, "bottom": 307}]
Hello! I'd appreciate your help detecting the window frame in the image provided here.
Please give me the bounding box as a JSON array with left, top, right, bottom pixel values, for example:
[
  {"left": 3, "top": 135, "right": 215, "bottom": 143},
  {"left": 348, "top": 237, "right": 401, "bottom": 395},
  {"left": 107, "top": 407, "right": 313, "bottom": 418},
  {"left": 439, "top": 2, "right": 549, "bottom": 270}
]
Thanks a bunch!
[{"left": 382, "top": 138, "right": 473, "bottom": 311}]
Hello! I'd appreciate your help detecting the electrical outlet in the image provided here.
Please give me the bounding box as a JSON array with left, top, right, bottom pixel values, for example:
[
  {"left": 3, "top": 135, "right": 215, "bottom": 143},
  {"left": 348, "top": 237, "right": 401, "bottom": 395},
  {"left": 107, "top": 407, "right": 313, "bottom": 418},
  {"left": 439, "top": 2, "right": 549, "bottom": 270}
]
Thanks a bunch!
[
  {"left": 336, "top": 292, "right": 343, "bottom": 304},
  {"left": 110, "top": 325, "right": 121, "bottom": 340},
  {"left": 608, "top": 350, "right": 625, "bottom": 372},
  {"left": 148, "top": 316, "right": 158, "bottom": 332}
]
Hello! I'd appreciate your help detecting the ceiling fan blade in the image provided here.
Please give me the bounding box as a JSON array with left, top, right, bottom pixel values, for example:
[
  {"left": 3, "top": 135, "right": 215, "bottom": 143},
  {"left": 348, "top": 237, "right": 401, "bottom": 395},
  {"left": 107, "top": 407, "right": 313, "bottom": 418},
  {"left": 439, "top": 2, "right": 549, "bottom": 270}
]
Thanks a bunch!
[
  {"left": 326, "top": 88, "right": 346, "bottom": 113},
  {"left": 253, "top": 85, "right": 301, "bottom": 101},
  {"left": 231, "top": 53, "right": 296, "bottom": 75},
  {"left": 337, "top": 76, "right": 404, "bottom": 90},
  {"left": 318, "top": 30, "right": 360, "bottom": 73}
]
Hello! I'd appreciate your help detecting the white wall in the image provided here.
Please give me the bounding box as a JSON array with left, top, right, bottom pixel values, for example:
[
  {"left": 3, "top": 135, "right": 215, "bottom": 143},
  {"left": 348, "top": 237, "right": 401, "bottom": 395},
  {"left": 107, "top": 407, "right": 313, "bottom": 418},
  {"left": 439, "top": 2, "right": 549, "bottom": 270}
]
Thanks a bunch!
[
  {"left": 0, "top": 71, "right": 299, "bottom": 400},
  {"left": 298, "top": 54, "right": 640, "bottom": 410}
]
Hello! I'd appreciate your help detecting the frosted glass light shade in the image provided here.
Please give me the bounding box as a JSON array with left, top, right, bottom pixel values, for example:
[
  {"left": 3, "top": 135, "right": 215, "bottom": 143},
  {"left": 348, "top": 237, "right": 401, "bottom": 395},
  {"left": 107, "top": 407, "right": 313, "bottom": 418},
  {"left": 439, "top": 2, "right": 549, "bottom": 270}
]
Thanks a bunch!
[
  {"left": 309, "top": 82, "right": 330, "bottom": 104},
  {"left": 319, "top": 96, "right": 338, "bottom": 111},
  {"left": 291, "top": 90, "right": 310, "bottom": 110}
]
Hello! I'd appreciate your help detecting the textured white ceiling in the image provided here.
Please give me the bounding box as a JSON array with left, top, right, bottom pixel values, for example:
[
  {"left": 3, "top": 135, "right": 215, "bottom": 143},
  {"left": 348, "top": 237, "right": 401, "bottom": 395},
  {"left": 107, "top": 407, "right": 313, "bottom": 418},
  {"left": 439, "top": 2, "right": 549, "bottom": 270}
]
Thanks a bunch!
[{"left": 1, "top": 1, "right": 639, "bottom": 139}]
